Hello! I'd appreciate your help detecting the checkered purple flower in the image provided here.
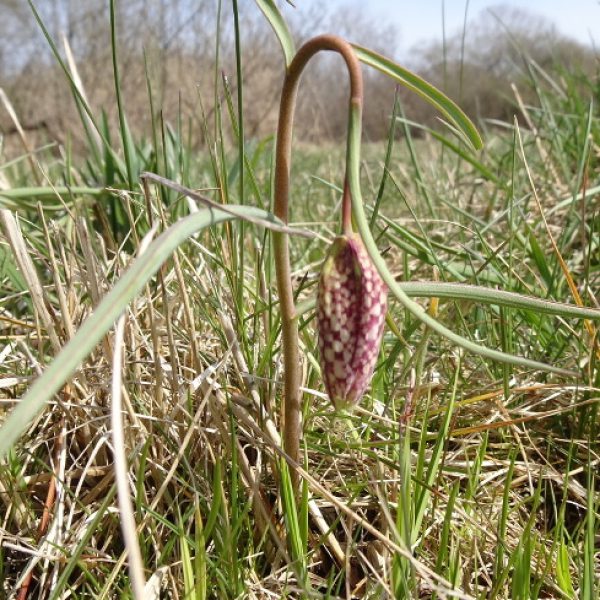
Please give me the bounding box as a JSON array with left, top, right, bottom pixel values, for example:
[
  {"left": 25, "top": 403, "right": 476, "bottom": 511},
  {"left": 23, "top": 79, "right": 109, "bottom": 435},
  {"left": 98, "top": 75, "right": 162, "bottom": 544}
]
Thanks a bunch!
[{"left": 317, "top": 234, "right": 387, "bottom": 410}]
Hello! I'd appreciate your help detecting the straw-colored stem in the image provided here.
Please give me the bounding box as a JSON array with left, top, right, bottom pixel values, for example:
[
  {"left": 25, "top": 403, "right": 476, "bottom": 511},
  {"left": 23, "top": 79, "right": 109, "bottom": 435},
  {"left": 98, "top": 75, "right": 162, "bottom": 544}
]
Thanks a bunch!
[{"left": 273, "top": 35, "right": 363, "bottom": 486}]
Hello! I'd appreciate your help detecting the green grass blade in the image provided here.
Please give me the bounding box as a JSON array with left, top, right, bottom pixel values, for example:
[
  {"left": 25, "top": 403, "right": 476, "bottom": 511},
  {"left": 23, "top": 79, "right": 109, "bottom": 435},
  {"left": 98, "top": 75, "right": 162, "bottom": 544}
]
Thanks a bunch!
[
  {"left": 194, "top": 507, "right": 207, "bottom": 600},
  {"left": 528, "top": 231, "right": 553, "bottom": 288},
  {"left": 581, "top": 467, "right": 596, "bottom": 600},
  {"left": 413, "top": 360, "right": 460, "bottom": 538},
  {"left": 433, "top": 480, "right": 460, "bottom": 596},
  {"left": 556, "top": 540, "right": 575, "bottom": 598},
  {"left": 279, "top": 457, "right": 308, "bottom": 589},
  {"left": 179, "top": 515, "right": 196, "bottom": 599},
  {"left": 255, "top": 0, "right": 295, "bottom": 67},
  {"left": 27, "top": 0, "right": 127, "bottom": 180},
  {"left": 371, "top": 88, "right": 401, "bottom": 226},
  {"left": 293, "top": 282, "right": 600, "bottom": 321},
  {"left": 494, "top": 449, "right": 517, "bottom": 586},
  {"left": 110, "top": 0, "right": 135, "bottom": 190},
  {"left": 397, "top": 282, "right": 600, "bottom": 320},
  {"left": 399, "top": 120, "right": 502, "bottom": 185},
  {"left": 0, "top": 186, "right": 106, "bottom": 204}
]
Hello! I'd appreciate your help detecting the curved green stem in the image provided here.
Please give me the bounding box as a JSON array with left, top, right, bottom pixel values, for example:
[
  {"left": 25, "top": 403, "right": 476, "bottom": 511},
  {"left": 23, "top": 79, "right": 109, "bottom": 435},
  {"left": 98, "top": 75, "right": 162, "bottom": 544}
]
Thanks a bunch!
[{"left": 273, "top": 35, "right": 363, "bottom": 480}]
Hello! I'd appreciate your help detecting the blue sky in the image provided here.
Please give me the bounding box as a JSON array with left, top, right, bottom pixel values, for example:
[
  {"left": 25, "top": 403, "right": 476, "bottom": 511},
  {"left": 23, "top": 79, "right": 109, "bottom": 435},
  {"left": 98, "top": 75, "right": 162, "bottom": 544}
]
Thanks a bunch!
[{"left": 323, "top": 0, "right": 600, "bottom": 57}]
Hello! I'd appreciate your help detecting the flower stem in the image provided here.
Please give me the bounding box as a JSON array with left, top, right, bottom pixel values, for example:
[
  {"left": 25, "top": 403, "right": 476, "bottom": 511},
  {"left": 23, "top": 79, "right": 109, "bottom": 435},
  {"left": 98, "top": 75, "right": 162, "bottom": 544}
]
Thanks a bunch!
[
  {"left": 341, "top": 178, "right": 353, "bottom": 235},
  {"left": 273, "top": 35, "right": 363, "bottom": 488}
]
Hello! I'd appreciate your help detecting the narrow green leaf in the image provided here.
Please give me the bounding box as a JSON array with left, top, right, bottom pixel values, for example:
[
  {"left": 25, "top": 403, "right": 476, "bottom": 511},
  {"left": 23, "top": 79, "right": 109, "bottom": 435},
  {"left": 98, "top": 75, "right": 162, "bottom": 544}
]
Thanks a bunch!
[
  {"left": 110, "top": 0, "right": 135, "bottom": 189},
  {"left": 194, "top": 507, "right": 207, "bottom": 600},
  {"left": 556, "top": 540, "right": 575, "bottom": 598},
  {"left": 179, "top": 519, "right": 195, "bottom": 598},
  {"left": 203, "top": 458, "right": 223, "bottom": 543},
  {"left": 528, "top": 232, "right": 553, "bottom": 288},
  {"left": 278, "top": 457, "right": 308, "bottom": 590},
  {"left": 413, "top": 360, "right": 459, "bottom": 538},
  {"left": 423, "top": 125, "right": 501, "bottom": 185},
  {"left": 0, "top": 242, "right": 27, "bottom": 292},
  {"left": 582, "top": 469, "right": 596, "bottom": 600},
  {"left": 0, "top": 186, "right": 106, "bottom": 206},
  {"left": 299, "top": 446, "right": 309, "bottom": 556},
  {"left": 255, "top": 0, "right": 295, "bottom": 67},
  {"left": 352, "top": 45, "right": 483, "bottom": 150},
  {"left": 371, "top": 88, "right": 401, "bottom": 226},
  {"left": 398, "top": 282, "right": 600, "bottom": 320},
  {"left": 141, "top": 172, "right": 312, "bottom": 237},
  {"left": 435, "top": 481, "right": 460, "bottom": 575},
  {"left": 293, "top": 282, "right": 600, "bottom": 321},
  {"left": 511, "top": 536, "right": 531, "bottom": 600},
  {"left": 27, "top": 0, "right": 127, "bottom": 180}
]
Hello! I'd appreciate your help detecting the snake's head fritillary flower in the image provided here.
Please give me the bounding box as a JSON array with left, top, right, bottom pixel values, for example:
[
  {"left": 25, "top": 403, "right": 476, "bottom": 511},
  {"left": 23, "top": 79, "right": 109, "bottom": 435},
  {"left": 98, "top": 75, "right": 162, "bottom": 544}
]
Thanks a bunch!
[{"left": 317, "top": 234, "right": 387, "bottom": 410}]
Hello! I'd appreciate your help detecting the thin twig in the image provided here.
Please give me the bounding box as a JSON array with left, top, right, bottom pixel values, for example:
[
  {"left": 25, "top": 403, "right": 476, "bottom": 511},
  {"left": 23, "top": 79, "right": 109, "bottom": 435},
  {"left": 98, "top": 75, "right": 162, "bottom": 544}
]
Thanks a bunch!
[{"left": 141, "top": 172, "right": 314, "bottom": 238}]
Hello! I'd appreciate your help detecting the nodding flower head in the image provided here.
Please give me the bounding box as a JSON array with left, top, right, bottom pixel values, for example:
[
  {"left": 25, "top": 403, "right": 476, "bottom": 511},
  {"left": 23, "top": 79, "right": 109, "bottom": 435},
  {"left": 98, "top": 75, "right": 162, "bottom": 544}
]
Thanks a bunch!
[{"left": 317, "top": 234, "right": 387, "bottom": 410}]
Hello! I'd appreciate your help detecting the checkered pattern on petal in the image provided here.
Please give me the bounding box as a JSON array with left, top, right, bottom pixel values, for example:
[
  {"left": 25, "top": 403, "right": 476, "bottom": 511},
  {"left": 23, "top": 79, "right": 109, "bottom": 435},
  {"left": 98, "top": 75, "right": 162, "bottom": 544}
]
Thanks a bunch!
[{"left": 317, "top": 234, "right": 387, "bottom": 410}]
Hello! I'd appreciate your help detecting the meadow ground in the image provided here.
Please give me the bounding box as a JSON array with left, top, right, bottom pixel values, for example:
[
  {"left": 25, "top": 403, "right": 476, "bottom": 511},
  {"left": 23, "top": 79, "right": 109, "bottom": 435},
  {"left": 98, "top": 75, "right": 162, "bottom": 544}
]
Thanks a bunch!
[{"left": 0, "top": 5, "right": 599, "bottom": 599}]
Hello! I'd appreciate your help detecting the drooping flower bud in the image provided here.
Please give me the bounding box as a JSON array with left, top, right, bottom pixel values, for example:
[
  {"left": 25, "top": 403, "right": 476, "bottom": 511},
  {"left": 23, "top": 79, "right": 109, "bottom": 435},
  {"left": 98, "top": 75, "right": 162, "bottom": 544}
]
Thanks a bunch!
[{"left": 317, "top": 234, "right": 387, "bottom": 410}]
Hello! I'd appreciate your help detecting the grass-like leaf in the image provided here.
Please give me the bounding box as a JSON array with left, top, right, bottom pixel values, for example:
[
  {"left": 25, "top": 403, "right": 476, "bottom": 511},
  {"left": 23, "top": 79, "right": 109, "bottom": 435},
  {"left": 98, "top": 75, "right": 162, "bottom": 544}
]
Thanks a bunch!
[
  {"left": 353, "top": 44, "right": 483, "bottom": 150},
  {"left": 255, "top": 0, "right": 295, "bottom": 67}
]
